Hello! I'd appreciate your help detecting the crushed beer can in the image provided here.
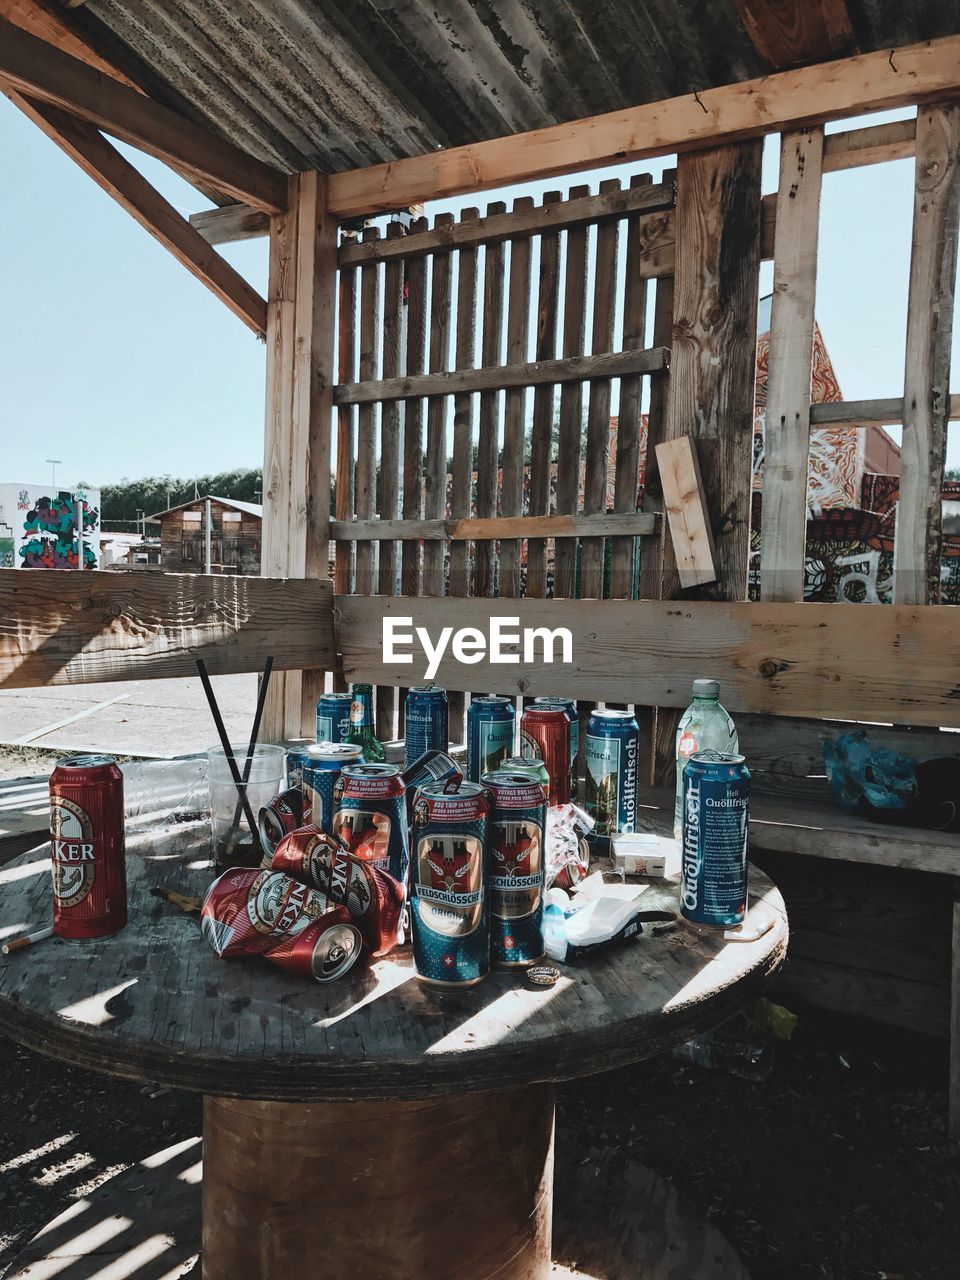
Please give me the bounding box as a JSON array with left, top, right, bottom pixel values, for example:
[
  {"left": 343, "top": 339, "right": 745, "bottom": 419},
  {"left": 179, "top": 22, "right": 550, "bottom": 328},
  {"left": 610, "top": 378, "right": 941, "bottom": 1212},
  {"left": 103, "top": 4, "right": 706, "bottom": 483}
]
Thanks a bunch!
[{"left": 257, "top": 787, "right": 306, "bottom": 858}]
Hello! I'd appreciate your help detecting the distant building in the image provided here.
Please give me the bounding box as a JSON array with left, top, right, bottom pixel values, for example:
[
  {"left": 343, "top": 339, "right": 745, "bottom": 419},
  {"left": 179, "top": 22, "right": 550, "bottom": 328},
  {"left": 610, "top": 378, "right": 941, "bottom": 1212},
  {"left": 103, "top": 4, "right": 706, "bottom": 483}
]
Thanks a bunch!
[
  {"left": 100, "top": 532, "right": 162, "bottom": 568},
  {"left": 145, "top": 496, "right": 262, "bottom": 574},
  {"left": 0, "top": 483, "right": 101, "bottom": 569}
]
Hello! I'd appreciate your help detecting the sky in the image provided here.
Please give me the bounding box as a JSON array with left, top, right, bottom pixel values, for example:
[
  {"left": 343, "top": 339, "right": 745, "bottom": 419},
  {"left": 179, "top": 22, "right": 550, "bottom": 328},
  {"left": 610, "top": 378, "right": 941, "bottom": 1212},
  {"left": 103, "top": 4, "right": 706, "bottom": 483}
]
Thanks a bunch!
[{"left": 0, "top": 97, "right": 956, "bottom": 491}]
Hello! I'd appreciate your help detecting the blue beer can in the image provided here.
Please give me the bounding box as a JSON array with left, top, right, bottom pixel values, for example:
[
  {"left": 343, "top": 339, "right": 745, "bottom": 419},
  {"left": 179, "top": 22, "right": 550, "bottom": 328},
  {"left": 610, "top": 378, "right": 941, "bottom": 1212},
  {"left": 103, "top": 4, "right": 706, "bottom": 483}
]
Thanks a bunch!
[
  {"left": 316, "top": 692, "right": 353, "bottom": 745},
  {"left": 403, "top": 685, "right": 449, "bottom": 771},
  {"left": 466, "top": 696, "right": 516, "bottom": 782},
  {"left": 410, "top": 783, "right": 489, "bottom": 987},
  {"left": 332, "top": 763, "right": 409, "bottom": 885},
  {"left": 301, "top": 742, "right": 364, "bottom": 834},
  {"left": 680, "top": 750, "right": 750, "bottom": 929},
  {"left": 533, "top": 696, "right": 579, "bottom": 799},
  {"left": 584, "top": 709, "right": 640, "bottom": 835},
  {"left": 481, "top": 771, "right": 547, "bottom": 968}
]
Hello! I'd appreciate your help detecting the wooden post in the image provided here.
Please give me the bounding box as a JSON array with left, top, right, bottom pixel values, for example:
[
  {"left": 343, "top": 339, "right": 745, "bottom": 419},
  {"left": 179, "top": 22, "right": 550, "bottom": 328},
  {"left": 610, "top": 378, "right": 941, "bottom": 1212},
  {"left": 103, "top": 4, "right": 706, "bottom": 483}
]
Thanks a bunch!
[{"left": 951, "top": 898, "right": 960, "bottom": 1141}]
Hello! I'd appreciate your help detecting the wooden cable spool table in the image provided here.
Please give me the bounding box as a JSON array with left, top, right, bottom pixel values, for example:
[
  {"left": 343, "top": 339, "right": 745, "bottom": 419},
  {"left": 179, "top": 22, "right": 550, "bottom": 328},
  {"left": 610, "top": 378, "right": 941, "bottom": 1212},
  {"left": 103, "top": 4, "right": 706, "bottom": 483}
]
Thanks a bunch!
[{"left": 0, "top": 822, "right": 787, "bottom": 1279}]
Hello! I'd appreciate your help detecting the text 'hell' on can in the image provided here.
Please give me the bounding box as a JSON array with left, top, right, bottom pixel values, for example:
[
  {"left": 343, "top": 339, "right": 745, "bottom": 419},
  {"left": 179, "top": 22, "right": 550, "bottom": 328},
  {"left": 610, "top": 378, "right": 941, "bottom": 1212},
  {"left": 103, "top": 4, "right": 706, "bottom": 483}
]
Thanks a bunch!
[
  {"left": 481, "top": 771, "right": 547, "bottom": 968},
  {"left": 680, "top": 750, "right": 750, "bottom": 930},
  {"left": 532, "top": 697, "right": 579, "bottom": 800},
  {"left": 301, "top": 742, "right": 364, "bottom": 834},
  {"left": 49, "top": 754, "right": 126, "bottom": 939},
  {"left": 332, "top": 764, "right": 409, "bottom": 885},
  {"left": 520, "top": 705, "right": 570, "bottom": 805},
  {"left": 466, "top": 696, "right": 516, "bottom": 782},
  {"left": 584, "top": 709, "right": 640, "bottom": 836},
  {"left": 403, "top": 685, "right": 449, "bottom": 771},
  {"left": 410, "top": 782, "right": 489, "bottom": 987},
  {"left": 315, "top": 692, "right": 353, "bottom": 746}
]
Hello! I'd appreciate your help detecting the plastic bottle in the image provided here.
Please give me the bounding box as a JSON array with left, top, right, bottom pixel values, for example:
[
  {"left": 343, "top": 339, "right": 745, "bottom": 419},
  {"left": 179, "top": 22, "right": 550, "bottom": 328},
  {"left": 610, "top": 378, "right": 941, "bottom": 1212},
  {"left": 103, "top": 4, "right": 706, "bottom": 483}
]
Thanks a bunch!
[
  {"left": 673, "top": 679, "right": 738, "bottom": 838},
  {"left": 672, "top": 1030, "right": 773, "bottom": 1082},
  {"left": 345, "top": 682, "right": 386, "bottom": 763}
]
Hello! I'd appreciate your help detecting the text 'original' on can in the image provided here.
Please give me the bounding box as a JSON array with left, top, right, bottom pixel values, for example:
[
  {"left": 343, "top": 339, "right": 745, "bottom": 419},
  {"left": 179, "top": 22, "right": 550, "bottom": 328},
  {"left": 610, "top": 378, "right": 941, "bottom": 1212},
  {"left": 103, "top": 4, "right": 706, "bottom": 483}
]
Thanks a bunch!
[
  {"left": 315, "top": 692, "right": 353, "bottom": 745},
  {"left": 466, "top": 696, "right": 516, "bottom": 782},
  {"left": 481, "top": 771, "right": 547, "bottom": 968},
  {"left": 332, "top": 763, "right": 409, "bottom": 885},
  {"left": 403, "top": 685, "right": 449, "bottom": 771},
  {"left": 257, "top": 787, "right": 306, "bottom": 859},
  {"left": 270, "top": 827, "right": 404, "bottom": 955},
  {"left": 532, "top": 696, "right": 579, "bottom": 800},
  {"left": 680, "top": 750, "right": 750, "bottom": 930},
  {"left": 301, "top": 742, "right": 364, "bottom": 834},
  {"left": 520, "top": 705, "right": 570, "bottom": 805},
  {"left": 49, "top": 754, "right": 126, "bottom": 939},
  {"left": 584, "top": 709, "right": 640, "bottom": 836},
  {"left": 410, "top": 782, "right": 489, "bottom": 987}
]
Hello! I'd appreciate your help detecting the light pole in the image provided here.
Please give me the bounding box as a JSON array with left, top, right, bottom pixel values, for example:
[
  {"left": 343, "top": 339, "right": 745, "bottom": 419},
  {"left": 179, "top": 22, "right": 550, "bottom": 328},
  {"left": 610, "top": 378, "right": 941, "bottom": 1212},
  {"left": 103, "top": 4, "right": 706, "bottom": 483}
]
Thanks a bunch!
[{"left": 46, "top": 458, "right": 62, "bottom": 490}]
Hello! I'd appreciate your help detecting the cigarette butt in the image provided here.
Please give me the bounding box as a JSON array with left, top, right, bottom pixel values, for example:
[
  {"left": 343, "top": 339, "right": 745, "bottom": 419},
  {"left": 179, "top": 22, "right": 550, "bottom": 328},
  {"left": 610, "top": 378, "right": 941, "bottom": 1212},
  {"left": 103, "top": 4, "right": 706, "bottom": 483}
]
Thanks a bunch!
[
  {"left": 151, "top": 886, "right": 203, "bottom": 914},
  {"left": 2, "top": 926, "right": 54, "bottom": 955}
]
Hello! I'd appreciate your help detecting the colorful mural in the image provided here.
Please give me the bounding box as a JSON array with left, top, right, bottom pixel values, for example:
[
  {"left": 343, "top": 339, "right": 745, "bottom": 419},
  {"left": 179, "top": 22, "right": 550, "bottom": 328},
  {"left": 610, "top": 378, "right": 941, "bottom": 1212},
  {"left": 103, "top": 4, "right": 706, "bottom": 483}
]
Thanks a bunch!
[{"left": 0, "top": 484, "right": 101, "bottom": 570}]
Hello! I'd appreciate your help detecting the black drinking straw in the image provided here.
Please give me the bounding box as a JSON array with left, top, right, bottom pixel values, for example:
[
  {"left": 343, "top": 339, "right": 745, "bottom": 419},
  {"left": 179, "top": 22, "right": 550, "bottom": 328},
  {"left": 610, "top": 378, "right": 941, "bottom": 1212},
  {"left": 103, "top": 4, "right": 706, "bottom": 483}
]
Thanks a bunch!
[
  {"left": 229, "top": 656, "right": 274, "bottom": 830},
  {"left": 195, "top": 657, "right": 261, "bottom": 838}
]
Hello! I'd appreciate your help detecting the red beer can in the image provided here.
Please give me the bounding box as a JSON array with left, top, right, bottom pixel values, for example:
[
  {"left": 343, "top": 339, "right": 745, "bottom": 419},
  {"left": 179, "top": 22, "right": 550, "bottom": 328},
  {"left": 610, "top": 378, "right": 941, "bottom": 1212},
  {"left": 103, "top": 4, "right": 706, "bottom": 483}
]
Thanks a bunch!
[
  {"left": 49, "top": 754, "right": 126, "bottom": 939},
  {"left": 201, "top": 868, "right": 362, "bottom": 982},
  {"left": 258, "top": 788, "right": 306, "bottom": 860},
  {"left": 271, "top": 827, "right": 404, "bottom": 955},
  {"left": 519, "top": 707, "right": 571, "bottom": 805}
]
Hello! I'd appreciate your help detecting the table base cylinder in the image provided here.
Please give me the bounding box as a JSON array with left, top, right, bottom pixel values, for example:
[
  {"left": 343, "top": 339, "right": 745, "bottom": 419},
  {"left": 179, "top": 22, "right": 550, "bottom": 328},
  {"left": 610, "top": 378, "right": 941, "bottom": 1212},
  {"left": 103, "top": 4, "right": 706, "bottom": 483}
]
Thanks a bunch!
[{"left": 202, "top": 1085, "right": 555, "bottom": 1280}]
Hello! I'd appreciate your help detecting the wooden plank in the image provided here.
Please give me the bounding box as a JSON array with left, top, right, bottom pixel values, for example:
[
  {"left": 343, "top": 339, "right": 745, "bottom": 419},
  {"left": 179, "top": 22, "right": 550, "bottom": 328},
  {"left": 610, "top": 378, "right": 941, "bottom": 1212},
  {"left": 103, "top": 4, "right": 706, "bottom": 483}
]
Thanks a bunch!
[
  {"left": 449, "top": 210, "right": 479, "bottom": 600},
  {"left": 500, "top": 197, "right": 534, "bottom": 598},
  {"left": 338, "top": 595, "right": 960, "bottom": 730},
  {"left": 822, "top": 117, "right": 917, "bottom": 171},
  {"left": 355, "top": 229, "right": 381, "bottom": 596},
  {"left": 261, "top": 198, "right": 297, "bottom": 587},
  {"left": 636, "top": 252, "right": 675, "bottom": 604},
  {"left": 376, "top": 223, "right": 405, "bottom": 740},
  {"left": 554, "top": 184, "right": 591, "bottom": 599},
  {"left": 423, "top": 214, "right": 454, "bottom": 596},
  {"left": 401, "top": 218, "right": 429, "bottom": 600},
  {"left": 12, "top": 97, "right": 267, "bottom": 337},
  {"left": 474, "top": 201, "right": 507, "bottom": 598},
  {"left": 0, "top": 18, "right": 287, "bottom": 212},
  {"left": 655, "top": 436, "right": 718, "bottom": 589},
  {"left": 951, "top": 900, "right": 960, "bottom": 1138},
  {"left": 334, "top": 265, "right": 358, "bottom": 601},
  {"left": 733, "top": 0, "right": 854, "bottom": 69},
  {"left": 0, "top": 570, "right": 334, "bottom": 688},
  {"left": 190, "top": 204, "right": 270, "bottom": 246},
  {"left": 324, "top": 37, "right": 960, "bottom": 217},
  {"left": 331, "top": 513, "right": 658, "bottom": 541},
  {"left": 337, "top": 181, "right": 675, "bottom": 264},
  {"left": 0, "top": 0, "right": 139, "bottom": 84},
  {"left": 526, "top": 191, "right": 562, "bottom": 601},
  {"left": 894, "top": 104, "right": 960, "bottom": 606},
  {"left": 580, "top": 179, "right": 622, "bottom": 600},
  {"left": 760, "top": 127, "right": 824, "bottom": 604}
]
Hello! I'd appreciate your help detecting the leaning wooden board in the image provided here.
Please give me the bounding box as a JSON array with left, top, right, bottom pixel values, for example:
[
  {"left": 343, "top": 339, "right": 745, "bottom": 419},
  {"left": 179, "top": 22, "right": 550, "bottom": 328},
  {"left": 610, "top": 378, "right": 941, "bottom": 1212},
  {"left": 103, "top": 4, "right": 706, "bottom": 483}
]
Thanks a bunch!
[{"left": 0, "top": 825, "right": 786, "bottom": 1102}]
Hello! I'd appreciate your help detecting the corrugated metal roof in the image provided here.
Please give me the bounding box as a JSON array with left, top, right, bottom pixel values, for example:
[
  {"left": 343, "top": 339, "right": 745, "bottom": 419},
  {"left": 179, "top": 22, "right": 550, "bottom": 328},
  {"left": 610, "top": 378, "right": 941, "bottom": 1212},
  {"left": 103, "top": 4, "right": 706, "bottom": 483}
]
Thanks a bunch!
[{"left": 145, "top": 496, "right": 262, "bottom": 521}]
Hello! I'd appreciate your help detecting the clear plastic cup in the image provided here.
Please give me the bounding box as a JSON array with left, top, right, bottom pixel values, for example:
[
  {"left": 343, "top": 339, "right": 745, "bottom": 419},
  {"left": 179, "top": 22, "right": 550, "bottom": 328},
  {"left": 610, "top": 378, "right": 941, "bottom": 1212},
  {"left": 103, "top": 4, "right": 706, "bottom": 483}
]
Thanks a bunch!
[{"left": 207, "top": 743, "right": 286, "bottom": 867}]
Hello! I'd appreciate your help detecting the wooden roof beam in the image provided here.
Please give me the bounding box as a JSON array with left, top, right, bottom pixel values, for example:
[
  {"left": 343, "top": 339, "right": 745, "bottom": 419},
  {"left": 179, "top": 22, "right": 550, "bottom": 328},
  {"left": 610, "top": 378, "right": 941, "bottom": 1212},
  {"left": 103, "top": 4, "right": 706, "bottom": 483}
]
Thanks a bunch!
[
  {"left": 733, "top": 0, "right": 856, "bottom": 70},
  {"left": 0, "top": 17, "right": 287, "bottom": 212}
]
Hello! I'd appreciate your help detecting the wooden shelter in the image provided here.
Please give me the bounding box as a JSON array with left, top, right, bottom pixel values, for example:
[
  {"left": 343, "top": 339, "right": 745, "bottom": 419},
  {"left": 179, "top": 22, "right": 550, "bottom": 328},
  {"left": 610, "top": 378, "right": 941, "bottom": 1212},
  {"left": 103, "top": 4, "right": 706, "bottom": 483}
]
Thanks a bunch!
[{"left": 2, "top": 1, "right": 960, "bottom": 1135}]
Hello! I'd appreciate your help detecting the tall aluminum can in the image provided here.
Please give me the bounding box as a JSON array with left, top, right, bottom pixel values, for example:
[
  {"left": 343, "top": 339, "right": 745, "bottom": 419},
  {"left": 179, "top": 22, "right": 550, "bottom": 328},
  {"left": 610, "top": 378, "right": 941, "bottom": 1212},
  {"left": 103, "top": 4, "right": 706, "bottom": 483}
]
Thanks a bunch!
[
  {"left": 49, "top": 754, "right": 126, "bottom": 939},
  {"left": 584, "top": 709, "right": 640, "bottom": 835},
  {"left": 315, "top": 692, "right": 353, "bottom": 745},
  {"left": 332, "top": 763, "right": 409, "bottom": 885},
  {"left": 680, "top": 750, "right": 750, "bottom": 930},
  {"left": 481, "top": 771, "right": 547, "bottom": 968},
  {"left": 301, "top": 742, "right": 364, "bottom": 833},
  {"left": 533, "top": 696, "right": 579, "bottom": 800},
  {"left": 494, "top": 755, "right": 550, "bottom": 791},
  {"left": 409, "top": 782, "right": 489, "bottom": 986},
  {"left": 520, "top": 706, "right": 570, "bottom": 805},
  {"left": 466, "top": 696, "right": 515, "bottom": 782},
  {"left": 403, "top": 685, "right": 449, "bottom": 771}
]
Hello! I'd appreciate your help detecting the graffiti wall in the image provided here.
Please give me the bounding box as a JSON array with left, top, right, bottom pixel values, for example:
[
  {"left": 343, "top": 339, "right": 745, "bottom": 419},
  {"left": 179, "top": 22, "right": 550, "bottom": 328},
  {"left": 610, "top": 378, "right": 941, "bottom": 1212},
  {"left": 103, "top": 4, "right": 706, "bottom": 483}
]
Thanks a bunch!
[{"left": 0, "top": 484, "right": 101, "bottom": 570}]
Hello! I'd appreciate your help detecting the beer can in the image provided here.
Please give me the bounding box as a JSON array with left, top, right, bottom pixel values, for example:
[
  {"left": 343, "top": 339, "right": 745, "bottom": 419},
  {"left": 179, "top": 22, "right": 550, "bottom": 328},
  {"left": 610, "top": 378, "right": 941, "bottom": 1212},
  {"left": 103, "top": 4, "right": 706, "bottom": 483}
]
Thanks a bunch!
[
  {"left": 584, "top": 709, "right": 640, "bottom": 835},
  {"left": 49, "top": 754, "right": 126, "bottom": 939},
  {"left": 466, "top": 696, "right": 516, "bottom": 782},
  {"left": 332, "top": 763, "right": 409, "bottom": 885},
  {"left": 315, "top": 692, "right": 353, "bottom": 745},
  {"left": 680, "top": 750, "right": 750, "bottom": 930},
  {"left": 520, "top": 706, "right": 570, "bottom": 805},
  {"left": 403, "top": 685, "right": 449, "bottom": 771},
  {"left": 201, "top": 867, "right": 361, "bottom": 981},
  {"left": 270, "top": 827, "right": 404, "bottom": 955},
  {"left": 533, "top": 697, "right": 579, "bottom": 800},
  {"left": 410, "top": 782, "right": 489, "bottom": 987},
  {"left": 258, "top": 788, "right": 306, "bottom": 859},
  {"left": 495, "top": 754, "right": 550, "bottom": 791},
  {"left": 301, "top": 743, "right": 364, "bottom": 834},
  {"left": 481, "top": 771, "right": 547, "bottom": 968},
  {"left": 400, "top": 750, "right": 463, "bottom": 821}
]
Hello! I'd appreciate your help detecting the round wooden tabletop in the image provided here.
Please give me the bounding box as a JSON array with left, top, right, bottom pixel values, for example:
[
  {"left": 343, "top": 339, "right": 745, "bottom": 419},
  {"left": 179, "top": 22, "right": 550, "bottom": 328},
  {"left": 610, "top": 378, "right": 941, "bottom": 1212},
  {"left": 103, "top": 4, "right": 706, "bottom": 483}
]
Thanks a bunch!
[{"left": 0, "top": 823, "right": 787, "bottom": 1101}]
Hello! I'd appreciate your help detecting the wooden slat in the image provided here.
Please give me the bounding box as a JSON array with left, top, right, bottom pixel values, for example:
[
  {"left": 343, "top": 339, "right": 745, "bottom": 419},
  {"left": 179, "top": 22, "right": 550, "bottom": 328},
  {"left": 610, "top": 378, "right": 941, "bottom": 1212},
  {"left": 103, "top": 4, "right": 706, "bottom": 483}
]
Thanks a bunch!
[
  {"left": 0, "top": 571, "right": 334, "bottom": 688},
  {"left": 0, "top": 0, "right": 139, "bottom": 84},
  {"left": 0, "top": 18, "right": 287, "bottom": 212},
  {"left": 324, "top": 37, "right": 960, "bottom": 217},
  {"left": 500, "top": 197, "right": 534, "bottom": 598},
  {"left": 355, "top": 229, "right": 381, "bottom": 596},
  {"left": 894, "top": 103, "right": 960, "bottom": 606},
  {"left": 190, "top": 203, "right": 270, "bottom": 246},
  {"left": 636, "top": 234, "right": 675, "bottom": 604},
  {"left": 331, "top": 513, "right": 657, "bottom": 541},
  {"left": 733, "top": 0, "right": 854, "bottom": 69},
  {"left": 376, "top": 223, "right": 405, "bottom": 739},
  {"left": 951, "top": 900, "right": 960, "bottom": 1138},
  {"left": 337, "top": 181, "right": 675, "bottom": 264},
  {"left": 526, "top": 191, "right": 562, "bottom": 602},
  {"left": 822, "top": 117, "right": 917, "bottom": 171},
  {"left": 473, "top": 201, "right": 507, "bottom": 598},
  {"left": 401, "top": 218, "right": 429, "bottom": 600},
  {"left": 423, "top": 214, "right": 454, "bottom": 596},
  {"left": 449, "top": 210, "right": 479, "bottom": 600},
  {"left": 553, "top": 184, "right": 591, "bottom": 599},
  {"left": 579, "top": 179, "right": 622, "bottom": 600},
  {"left": 655, "top": 436, "right": 718, "bottom": 588},
  {"left": 760, "top": 127, "right": 825, "bottom": 604},
  {"left": 334, "top": 265, "right": 358, "bottom": 601},
  {"left": 13, "top": 97, "right": 267, "bottom": 337},
  {"left": 339, "top": 594, "right": 960, "bottom": 730}
]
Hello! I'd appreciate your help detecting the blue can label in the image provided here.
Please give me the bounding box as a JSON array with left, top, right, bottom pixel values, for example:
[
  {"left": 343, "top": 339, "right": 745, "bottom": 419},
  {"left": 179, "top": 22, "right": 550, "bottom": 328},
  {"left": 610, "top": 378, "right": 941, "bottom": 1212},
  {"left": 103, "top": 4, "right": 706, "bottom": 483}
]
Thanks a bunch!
[
  {"left": 680, "top": 752, "right": 749, "bottom": 928},
  {"left": 404, "top": 688, "right": 449, "bottom": 771},
  {"left": 482, "top": 774, "right": 546, "bottom": 968},
  {"left": 585, "top": 728, "right": 638, "bottom": 835},
  {"left": 316, "top": 695, "right": 352, "bottom": 744},
  {"left": 332, "top": 767, "right": 409, "bottom": 885},
  {"left": 468, "top": 716, "right": 515, "bottom": 781}
]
